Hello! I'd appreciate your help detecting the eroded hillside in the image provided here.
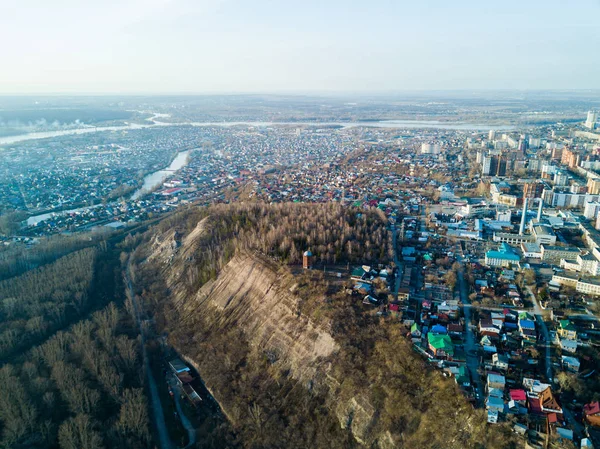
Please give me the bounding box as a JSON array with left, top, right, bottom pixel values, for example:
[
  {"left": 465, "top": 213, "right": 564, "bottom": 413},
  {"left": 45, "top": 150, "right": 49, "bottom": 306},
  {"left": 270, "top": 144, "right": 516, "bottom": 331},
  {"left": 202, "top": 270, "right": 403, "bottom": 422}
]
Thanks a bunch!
[{"left": 133, "top": 203, "right": 515, "bottom": 449}]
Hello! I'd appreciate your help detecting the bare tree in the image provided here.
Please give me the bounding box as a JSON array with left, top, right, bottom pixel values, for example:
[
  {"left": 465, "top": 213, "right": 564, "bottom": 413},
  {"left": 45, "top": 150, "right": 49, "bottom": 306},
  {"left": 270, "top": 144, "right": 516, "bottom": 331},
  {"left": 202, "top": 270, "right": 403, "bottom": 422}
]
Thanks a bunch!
[{"left": 58, "top": 414, "right": 103, "bottom": 449}]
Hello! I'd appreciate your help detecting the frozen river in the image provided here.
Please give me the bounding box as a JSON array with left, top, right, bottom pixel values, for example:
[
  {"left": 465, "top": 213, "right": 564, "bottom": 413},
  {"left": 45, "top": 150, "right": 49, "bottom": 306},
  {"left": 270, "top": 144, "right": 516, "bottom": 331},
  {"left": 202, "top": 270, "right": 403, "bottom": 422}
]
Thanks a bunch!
[
  {"left": 131, "top": 150, "right": 191, "bottom": 200},
  {"left": 27, "top": 149, "right": 193, "bottom": 226},
  {"left": 1, "top": 117, "right": 515, "bottom": 148}
]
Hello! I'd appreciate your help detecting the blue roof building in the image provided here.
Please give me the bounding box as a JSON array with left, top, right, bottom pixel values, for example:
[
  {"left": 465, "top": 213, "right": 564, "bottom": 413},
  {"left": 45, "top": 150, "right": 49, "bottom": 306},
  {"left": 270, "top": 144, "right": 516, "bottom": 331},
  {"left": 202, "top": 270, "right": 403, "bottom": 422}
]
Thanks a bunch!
[{"left": 485, "top": 243, "right": 521, "bottom": 268}]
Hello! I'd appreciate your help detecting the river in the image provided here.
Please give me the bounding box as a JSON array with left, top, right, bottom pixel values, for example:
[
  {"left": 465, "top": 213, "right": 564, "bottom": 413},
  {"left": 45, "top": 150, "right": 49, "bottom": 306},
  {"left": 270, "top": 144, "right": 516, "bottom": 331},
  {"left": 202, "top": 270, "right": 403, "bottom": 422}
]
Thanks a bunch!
[
  {"left": 0, "top": 123, "right": 151, "bottom": 146},
  {"left": 1, "top": 118, "right": 514, "bottom": 147},
  {"left": 131, "top": 150, "right": 191, "bottom": 200},
  {"left": 27, "top": 204, "right": 103, "bottom": 227},
  {"left": 26, "top": 149, "right": 193, "bottom": 226}
]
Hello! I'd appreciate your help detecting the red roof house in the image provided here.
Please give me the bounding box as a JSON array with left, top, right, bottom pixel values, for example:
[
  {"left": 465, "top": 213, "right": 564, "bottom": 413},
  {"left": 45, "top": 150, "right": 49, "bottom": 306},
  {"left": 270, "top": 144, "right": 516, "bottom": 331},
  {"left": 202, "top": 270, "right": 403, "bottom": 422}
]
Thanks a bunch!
[{"left": 584, "top": 402, "right": 600, "bottom": 427}]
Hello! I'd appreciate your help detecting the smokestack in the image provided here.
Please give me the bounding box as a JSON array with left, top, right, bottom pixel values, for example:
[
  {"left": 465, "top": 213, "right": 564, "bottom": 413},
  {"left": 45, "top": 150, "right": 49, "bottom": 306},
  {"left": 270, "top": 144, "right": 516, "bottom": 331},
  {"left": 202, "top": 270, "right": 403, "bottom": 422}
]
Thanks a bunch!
[
  {"left": 537, "top": 199, "right": 543, "bottom": 222},
  {"left": 519, "top": 198, "right": 529, "bottom": 235}
]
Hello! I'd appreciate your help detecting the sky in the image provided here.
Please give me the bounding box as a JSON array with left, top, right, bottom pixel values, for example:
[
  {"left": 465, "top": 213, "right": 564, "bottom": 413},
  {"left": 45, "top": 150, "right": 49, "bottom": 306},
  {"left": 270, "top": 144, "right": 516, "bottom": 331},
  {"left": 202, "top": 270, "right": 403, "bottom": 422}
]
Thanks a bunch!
[{"left": 1, "top": 0, "right": 599, "bottom": 94}]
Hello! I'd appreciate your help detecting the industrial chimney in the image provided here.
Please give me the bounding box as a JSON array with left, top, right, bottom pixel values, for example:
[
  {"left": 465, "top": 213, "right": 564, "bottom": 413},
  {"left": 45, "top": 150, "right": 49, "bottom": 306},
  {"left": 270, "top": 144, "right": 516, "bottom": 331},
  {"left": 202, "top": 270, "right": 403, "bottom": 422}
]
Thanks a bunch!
[
  {"left": 519, "top": 198, "right": 529, "bottom": 235},
  {"left": 537, "top": 199, "right": 543, "bottom": 222}
]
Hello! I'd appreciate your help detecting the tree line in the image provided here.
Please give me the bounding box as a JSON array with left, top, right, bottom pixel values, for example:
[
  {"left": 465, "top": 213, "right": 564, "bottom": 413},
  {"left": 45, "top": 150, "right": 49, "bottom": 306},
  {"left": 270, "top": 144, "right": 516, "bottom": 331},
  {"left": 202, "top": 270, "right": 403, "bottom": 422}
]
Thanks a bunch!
[{"left": 0, "top": 233, "right": 105, "bottom": 281}]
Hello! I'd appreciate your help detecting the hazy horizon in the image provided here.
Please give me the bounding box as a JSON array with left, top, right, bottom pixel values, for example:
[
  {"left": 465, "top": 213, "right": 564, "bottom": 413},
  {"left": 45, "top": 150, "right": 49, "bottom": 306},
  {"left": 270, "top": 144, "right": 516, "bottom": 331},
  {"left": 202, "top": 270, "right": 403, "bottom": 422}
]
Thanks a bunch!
[
  {"left": 1, "top": 0, "right": 600, "bottom": 94},
  {"left": 2, "top": 89, "right": 600, "bottom": 97}
]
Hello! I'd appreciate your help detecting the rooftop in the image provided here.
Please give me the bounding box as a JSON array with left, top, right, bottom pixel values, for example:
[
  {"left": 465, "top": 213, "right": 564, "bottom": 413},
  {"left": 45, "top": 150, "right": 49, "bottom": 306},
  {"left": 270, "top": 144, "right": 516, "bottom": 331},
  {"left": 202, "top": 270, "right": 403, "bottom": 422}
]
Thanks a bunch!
[
  {"left": 486, "top": 243, "right": 521, "bottom": 261},
  {"left": 427, "top": 333, "right": 454, "bottom": 352}
]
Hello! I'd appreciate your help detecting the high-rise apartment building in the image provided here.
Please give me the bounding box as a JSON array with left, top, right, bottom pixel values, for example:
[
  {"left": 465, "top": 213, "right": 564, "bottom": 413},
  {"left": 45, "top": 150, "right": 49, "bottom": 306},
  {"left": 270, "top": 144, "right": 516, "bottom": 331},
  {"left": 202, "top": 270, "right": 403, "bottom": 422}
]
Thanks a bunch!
[
  {"left": 588, "top": 177, "right": 600, "bottom": 195},
  {"left": 585, "top": 111, "right": 597, "bottom": 130},
  {"left": 523, "top": 182, "right": 544, "bottom": 199}
]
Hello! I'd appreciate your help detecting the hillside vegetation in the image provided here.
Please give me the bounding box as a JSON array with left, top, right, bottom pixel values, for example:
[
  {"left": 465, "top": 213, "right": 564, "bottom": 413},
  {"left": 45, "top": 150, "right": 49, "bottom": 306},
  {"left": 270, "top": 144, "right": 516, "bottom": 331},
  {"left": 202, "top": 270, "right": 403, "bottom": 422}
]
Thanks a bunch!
[
  {"left": 134, "top": 202, "right": 516, "bottom": 449},
  {"left": 144, "top": 202, "right": 392, "bottom": 294}
]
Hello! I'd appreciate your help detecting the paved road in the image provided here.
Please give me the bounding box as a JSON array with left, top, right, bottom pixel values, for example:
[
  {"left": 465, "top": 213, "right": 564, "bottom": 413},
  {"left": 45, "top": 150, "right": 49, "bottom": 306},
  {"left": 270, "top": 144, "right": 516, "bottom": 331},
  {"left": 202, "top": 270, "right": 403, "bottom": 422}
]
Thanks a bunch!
[
  {"left": 391, "top": 225, "right": 402, "bottom": 299},
  {"left": 526, "top": 285, "right": 587, "bottom": 437},
  {"left": 457, "top": 267, "right": 484, "bottom": 407},
  {"left": 525, "top": 285, "right": 553, "bottom": 382},
  {"left": 126, "top": 261, "right": 173, "bottom": 449},
  {"left": 461, "top": 304, "right": 512, "bottom": 312},
  {"left": 168, "top": 375, "right": 197, "bottom": 449}
]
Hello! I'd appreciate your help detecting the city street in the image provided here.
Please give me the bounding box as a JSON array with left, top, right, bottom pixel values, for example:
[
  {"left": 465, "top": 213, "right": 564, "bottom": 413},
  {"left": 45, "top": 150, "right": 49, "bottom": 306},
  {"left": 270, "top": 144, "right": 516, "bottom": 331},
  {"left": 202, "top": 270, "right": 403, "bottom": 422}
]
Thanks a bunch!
[
  {"left": 526, "top": 285, "right": 552, "bottom": 382},
  {"left": 457, "top": 266, "right": 484, "bottom": 406}
]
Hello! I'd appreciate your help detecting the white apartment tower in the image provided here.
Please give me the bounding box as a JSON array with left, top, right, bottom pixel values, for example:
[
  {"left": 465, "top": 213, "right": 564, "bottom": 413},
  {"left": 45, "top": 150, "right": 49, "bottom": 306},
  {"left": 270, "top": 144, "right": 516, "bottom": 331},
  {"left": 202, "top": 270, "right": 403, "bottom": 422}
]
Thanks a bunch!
[{"left": 585, "top": 111, "right": 597, "bottom": 130}]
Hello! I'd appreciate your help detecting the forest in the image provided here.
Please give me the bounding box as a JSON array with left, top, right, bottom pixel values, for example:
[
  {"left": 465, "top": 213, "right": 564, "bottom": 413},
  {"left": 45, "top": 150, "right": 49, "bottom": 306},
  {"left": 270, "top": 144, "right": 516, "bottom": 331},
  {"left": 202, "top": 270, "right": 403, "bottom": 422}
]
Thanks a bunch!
[
  {"left": 0, "top": 236, "right": 152, "bottom": 449},
  {"left": 0, "top": 248, "right": 98, "bottom": 361},
  {"left": 146, "top": 202, "right": 393, "bottom": 294},
  {"left": 0, "top": 303, "right": 149, "bottom": 449},
  {"left": 0, "top": 232, "right": 104, "bottom": 281}
]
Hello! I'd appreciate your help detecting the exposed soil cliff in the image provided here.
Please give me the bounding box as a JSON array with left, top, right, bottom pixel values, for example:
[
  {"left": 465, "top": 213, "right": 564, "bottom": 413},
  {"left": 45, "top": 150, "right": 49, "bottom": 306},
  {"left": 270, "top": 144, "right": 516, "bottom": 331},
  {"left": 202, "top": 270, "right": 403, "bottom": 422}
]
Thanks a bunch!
[{"left": 181, "top": 253, "right": 339, "bottom": 382}]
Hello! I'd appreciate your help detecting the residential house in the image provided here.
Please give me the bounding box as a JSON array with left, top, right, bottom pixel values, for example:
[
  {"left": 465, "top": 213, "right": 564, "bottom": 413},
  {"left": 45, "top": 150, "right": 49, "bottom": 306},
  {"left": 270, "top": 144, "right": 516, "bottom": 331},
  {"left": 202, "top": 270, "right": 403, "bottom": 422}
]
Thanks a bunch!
[
  {"left": 519, "top": 319, "right": 537, "bottom": 344},
  {"left": 558, "top": 320, "right": 577, "bottom": 340},
  {"left": 398, "top": 287, "right": 410, "bottom": 301},
  {"left": 486, "top": 396, "right": 505, "bottom": 414},
  {"left": 509, "top": 389, "right": 527, "bottom": 407},
  {"left": 410, "top": 323, "right": 422, "bottom": 338},
  {"left": 479, "top": 319, "right": 501, "bottom": 339},
  {"left": 581, "top": 438, "right": 594, "bottom": 448},
  {"left": 487, "top": 373, "right": 506, "bottom": 391},
  {"left": 481, "top": 335, "right": 497, "bottom": 353},
  {"left": 492, "top": 353, "right": 509, "bottom": 371},
  {"left": 556, "top": 428, "right": 574, "bottom": 442},
  {"left": 427, "top": 333, "right": 454, "bottom": 359},
  {"left": 447, "top": 323, "right": 464, "bottom": 336},
  {"left": 455, "top": 365, "right": 471, "bottom": 388},
  {"left": 438, "top": 300, "right": 460, "bottom": 320},
  {"left": 523, "top": 378, "right": 551, "bottom": 397},
  {"left": 431, "top": 324, "right": 448, "bottom": 334},
  {"left": 584, "top": 402, "right": 600, "bottom": 427},
  {"left": 561, "top": 355, "right": 581, "bottom": 373},
  {"left": 491, "top": 312, "right": 505, "bottom": 328},
  {"left": 488, "top": 387, "right": 504, "bottom": 398},
  {"left": 559, "top": 338, "right": 578, "bottom": 354},
  {"left": 529, "top": 387, "right": 563, "bottom": 416}
]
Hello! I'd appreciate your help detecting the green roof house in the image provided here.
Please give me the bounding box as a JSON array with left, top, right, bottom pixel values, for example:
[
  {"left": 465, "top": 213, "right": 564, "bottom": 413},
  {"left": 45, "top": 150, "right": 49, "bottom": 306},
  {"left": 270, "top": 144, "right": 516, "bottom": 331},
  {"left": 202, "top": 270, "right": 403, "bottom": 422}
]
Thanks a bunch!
[
  {"left": 455, "top": 365, "right": 471, "bottom": 387},
  {"left": 428, "top": 333, "right": 454, "bottom": 358},
  {"left": 558, "top": 320, "right": 577, "bottom": 340},
  {"left": 411, "top": 322, "right": 422, "bottom": 338}
]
